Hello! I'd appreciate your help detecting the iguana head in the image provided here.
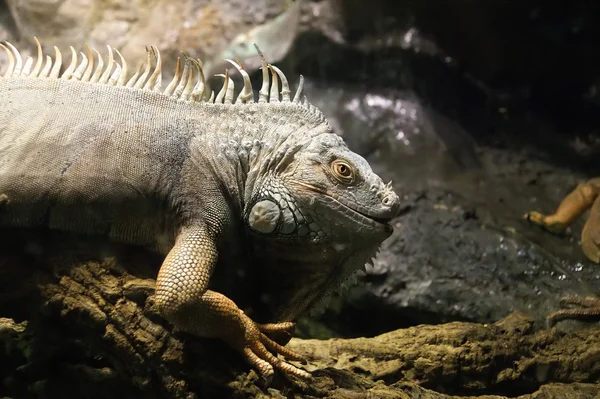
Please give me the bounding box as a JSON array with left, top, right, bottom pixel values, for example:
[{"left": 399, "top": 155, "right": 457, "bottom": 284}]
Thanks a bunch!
[
  {"left": 244, "top": 123, "right": 399, "bottom": 321},
  {"left": 246, "top": 131, "right": 397, "bottom": 243},
  {"left": 239, "top": 55, "right": 400, "bottom": 321}
]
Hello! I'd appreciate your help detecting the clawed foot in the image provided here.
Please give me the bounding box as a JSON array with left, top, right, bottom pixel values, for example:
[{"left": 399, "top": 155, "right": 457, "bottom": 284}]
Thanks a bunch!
[
  {"left": 524, "top": 211, "right": 567, "bottom": 234},
  {"left": 239, "top": 318, "right": 311, "bottom": 384},
  {"left": 547, "top": 296, "right": 600, "bottom": 326}
]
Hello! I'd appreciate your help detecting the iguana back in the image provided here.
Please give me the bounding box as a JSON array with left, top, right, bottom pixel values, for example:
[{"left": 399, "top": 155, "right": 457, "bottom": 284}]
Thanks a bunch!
[{"left": 0, "top": 77, "right": 200, "bottom": 247}]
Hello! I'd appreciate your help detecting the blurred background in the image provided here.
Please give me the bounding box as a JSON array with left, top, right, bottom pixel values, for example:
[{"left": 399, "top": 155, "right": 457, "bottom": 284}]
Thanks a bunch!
[{"left": 2, "top": 0, "right": 599, "bottom": 338}]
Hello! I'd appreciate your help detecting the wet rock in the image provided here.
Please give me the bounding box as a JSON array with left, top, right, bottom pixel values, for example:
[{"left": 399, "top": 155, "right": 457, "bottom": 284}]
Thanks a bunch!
[
  {"left": 296, "top": 80, "right": 600, "bottom": 337},
  {"left": 297, "top": 0, "right": 600, "bottom": 138},
  {"left": 253, "top": 0, "right": 600, "bottom": 338}
]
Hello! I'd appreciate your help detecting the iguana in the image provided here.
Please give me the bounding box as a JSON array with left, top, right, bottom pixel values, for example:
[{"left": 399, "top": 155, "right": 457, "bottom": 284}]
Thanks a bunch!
[{"left": 0, "top": 39, "right": 399, "bottom": 382}]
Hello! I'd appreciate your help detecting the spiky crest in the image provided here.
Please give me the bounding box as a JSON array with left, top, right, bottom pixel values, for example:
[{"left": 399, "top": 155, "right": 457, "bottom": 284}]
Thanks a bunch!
[{"left": 0, "top": 37, "right": 307, "bottom": 106}]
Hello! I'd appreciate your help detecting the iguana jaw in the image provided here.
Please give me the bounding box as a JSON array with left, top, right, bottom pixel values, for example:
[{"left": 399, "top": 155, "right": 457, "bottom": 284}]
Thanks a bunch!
[{"left": 291, "top": 180, "right": 395, "bottom": 231}]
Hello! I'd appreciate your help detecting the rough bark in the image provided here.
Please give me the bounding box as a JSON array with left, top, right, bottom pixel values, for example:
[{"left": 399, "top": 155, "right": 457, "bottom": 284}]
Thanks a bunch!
[{"left": 0, "top": 231, "right": 599, "bottom": 399}]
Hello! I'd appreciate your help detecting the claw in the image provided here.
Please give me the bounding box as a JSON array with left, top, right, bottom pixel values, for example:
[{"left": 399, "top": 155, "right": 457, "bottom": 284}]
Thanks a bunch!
[
  {"left": 244, "top": 347, "right": 275, "bottom": 384},
  {"left": 238, "top": 318, "right": 310, "bottom": 382}
]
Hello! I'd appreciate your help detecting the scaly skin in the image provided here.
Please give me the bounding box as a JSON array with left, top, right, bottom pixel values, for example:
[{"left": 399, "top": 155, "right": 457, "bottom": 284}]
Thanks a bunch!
[
  {"left": 547, "top": 296, "right": 600, "bottom": 326},
  {"left": 0, "top": 40, "right": 399, "bottom": 382},
  {"left": 525, "top": 178, "right": 600, "bottom": 325}
]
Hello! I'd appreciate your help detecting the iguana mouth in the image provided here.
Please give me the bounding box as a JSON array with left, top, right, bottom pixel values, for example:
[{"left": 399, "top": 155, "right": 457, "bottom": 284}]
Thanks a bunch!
[{"left": 291, "top": 181, "right": 393, "bottom": 228}]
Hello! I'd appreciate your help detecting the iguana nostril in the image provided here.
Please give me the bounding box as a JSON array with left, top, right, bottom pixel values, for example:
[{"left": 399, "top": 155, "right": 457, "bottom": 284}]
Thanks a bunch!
[{"left": 381, "top": 194, "right": 398, "bottom": 210}]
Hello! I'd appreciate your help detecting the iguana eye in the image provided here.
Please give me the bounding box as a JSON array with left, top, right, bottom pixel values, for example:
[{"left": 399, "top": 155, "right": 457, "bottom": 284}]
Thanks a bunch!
[{"left": 331, "top": 160, "right": 355, "bottom": 184}]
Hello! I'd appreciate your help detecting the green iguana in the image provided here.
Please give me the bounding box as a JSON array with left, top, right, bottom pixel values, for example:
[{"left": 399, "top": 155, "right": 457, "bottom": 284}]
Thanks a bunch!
[
  {"left": 0, "top": 38, "right": 399, "bottom": 382},
  {"left": 525, "top": 178, "right": 600, "bottom": 324}
]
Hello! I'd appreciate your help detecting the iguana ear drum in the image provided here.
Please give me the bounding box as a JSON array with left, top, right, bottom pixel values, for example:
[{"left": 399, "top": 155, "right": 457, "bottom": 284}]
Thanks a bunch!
[{"left": 248, "top": 199, "right": 280, "bottom": 234}]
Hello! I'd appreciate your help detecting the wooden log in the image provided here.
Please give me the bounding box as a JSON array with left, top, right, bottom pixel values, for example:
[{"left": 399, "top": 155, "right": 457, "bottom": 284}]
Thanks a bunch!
[{"left": 0, "top": 232, "right": 599, "bottom": 398}]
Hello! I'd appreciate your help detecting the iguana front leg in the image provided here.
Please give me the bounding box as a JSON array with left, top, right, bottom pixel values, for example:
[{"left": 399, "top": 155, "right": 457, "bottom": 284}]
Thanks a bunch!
[
  {"left": 155, "top": 226, "right": 310, "bottom": 382},
  {"left": 524, "top": 178, "right": 600, "bottom": 234},
  {"left": 525, "top": 178, "right": 600, "bottom": 262}
]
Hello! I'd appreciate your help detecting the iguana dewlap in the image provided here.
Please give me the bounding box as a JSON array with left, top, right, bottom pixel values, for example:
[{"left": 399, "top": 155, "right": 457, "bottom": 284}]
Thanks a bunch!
[{"left": 0, "top": 39, "right": 399, "bottom": 381}]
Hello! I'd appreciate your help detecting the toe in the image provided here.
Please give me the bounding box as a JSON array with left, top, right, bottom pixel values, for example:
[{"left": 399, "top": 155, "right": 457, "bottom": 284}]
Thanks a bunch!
[
  {"left": 243, "top": 347, "right": 275, "bottom": 383},
  {"left": 256, "top": 321, "right": 296, "bottom": 334},
  {"left": 260, "top": 332, "right": 306, "bottom": 362}
]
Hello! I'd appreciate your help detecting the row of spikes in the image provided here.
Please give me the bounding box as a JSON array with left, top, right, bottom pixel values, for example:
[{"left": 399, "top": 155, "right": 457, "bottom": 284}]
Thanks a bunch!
[{"left": 0, "top": 37, "right": 305, "bottom": 105}]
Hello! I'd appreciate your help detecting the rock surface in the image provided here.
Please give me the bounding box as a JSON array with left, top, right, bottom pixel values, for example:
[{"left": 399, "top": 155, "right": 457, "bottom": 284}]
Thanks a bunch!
[
  {"left": 280, "top": 0, "right": 600, "bottom": 336},
  {"left": 2, "top": 0, "right": 300, "bottom": 77},
  {"left": 296, "top": 81, "right": 600, "bottom": 337}
]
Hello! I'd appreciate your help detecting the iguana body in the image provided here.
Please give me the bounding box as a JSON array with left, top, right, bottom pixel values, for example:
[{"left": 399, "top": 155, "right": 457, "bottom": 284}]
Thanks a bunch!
[{"left": 0, "top": 39, "right": 399, "bottom": 381}]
